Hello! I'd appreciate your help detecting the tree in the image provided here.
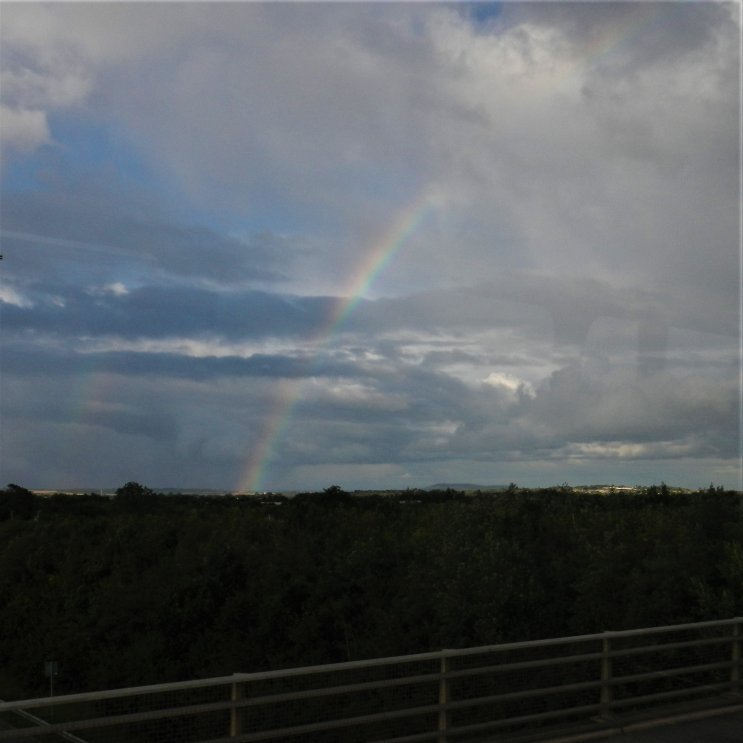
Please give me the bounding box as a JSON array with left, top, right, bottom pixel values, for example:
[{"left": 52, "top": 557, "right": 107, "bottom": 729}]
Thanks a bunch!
[
  {"left": 116, "top": 481, "right": 154, "bottom": 503},
  {"left": 293, "top": 485, "right": 351, "bottom": 506},
  {"left": 115, "top": 482, "right": 154, "bottom": 499},
  {"left": 0, "top": 484, "right": 36, "bottom": 520}
]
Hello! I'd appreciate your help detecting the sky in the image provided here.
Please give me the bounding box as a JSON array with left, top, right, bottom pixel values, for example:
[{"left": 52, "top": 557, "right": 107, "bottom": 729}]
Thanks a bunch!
[{"left": 0, "top": 1, "right": 740, "bottom": 493}]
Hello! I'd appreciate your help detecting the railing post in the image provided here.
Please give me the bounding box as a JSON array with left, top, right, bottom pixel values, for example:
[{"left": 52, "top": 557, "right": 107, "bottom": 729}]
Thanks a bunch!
[
  {"left": 731, "top": 618, "right": 741, "bottom": 696},
  {"left": 600, "top": 632, "right": 613, "bottom": 719},
  {"left": 230, "top": 675, "right": 245, "bottom": 737},
  {"left": 438, "top": 652, "right": 451, "bottom": 743}
]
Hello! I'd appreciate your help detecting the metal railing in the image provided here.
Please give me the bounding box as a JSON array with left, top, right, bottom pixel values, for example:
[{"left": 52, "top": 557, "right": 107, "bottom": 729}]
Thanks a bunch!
[{"left": 0, "top": 618, "right": 741, "bottom": 742}]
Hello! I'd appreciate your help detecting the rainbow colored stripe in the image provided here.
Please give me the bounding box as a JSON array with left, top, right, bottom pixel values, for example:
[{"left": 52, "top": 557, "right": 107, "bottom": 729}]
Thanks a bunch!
[
  {"left": 238, "top": 3, "right": 680, "bottom": 494},
  {"left": 552, "top": 2, "right": 671, "bottom": 86},
  {"left": 237, "top": 190, "right": 435, "bottom": 493}
]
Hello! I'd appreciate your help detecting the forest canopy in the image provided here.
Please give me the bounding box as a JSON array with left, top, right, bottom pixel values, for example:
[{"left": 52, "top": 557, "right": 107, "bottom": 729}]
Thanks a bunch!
[{"left": 0, "top": 484, "right": 741, "bottom": 699}]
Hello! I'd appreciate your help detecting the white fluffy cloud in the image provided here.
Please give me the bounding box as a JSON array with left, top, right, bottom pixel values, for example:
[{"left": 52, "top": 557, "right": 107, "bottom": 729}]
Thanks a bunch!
[
  {"left": 0, "top": 104, "right": 49, "bottom": 153},
  {"left": 0, "top": 3, "right": 738, "bottom": 490},
  {"left": 2, "top": 4, "right": 736, "bottom": 291}
]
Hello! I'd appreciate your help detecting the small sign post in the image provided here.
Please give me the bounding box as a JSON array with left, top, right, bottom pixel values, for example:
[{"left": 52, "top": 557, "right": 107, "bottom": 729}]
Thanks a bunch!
[{"left": 44, "top": 661, "right": 59, "bottom": 718}]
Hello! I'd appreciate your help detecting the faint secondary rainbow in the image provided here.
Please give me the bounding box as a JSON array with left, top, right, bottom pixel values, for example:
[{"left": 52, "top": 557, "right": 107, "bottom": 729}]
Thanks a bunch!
[
  {"left": 547, "top": 2, "right": 672, "bottom": 90},
  {"left": 237, "top": 189, "right": 436, "bottom": 493}
]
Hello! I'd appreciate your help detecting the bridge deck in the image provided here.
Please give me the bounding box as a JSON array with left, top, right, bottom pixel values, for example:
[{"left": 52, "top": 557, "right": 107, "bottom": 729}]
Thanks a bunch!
[
  {"left": 603, "top": 710, "right": 743, "bottom": 743},
  {"left": 540, "top": 705, "right": 743, "bottom": 743}
]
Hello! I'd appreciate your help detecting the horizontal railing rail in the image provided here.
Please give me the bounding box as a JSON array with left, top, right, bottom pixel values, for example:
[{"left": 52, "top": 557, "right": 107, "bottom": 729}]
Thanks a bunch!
[{"left": 0, "top": 618, "right": 740, "bottom": 742}]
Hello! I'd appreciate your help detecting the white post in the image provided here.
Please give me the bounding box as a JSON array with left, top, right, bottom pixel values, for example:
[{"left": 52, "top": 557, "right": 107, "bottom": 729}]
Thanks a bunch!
[
  {"left": 438, "top": 653, "right": 451, "bottom": 743},
  {"left": 230, "top": 676, "right": 244, "bottom": 737},
  {"left": 732, "top": 619, "right": 741, "bottom": 696},
  {"left": 600, "top": 633, "right": 613, "bottom": 719}
]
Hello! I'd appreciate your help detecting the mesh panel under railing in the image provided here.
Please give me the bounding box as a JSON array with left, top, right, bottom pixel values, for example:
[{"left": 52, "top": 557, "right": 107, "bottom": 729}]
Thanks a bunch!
[
  {"left": 1, "top": 619, "right": 739, "bottom": 743},
  {"left": 607, "top": 621, "right": 737, "bottom": 715},
  {"left": 439, "top": 636, "right": 605, "bottom": 740},
  {"left": 80, "top": 682, "right": 230, "bottom": 743},
  {"left": 226, "top": 656, "right": 442, "bottom": 743},
  {"left": 0, "top": 680, "right": 234, "bottom": 743}
]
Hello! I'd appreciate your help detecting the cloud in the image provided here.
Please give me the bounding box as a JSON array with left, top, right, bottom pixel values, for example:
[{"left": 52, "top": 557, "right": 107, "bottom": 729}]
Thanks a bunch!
[
  {"left": 0, "top": 281, "right": 33, "bottom": 308},
  {"left": 93, "top": 282, "right": 128, "bottom": 297},
  {"left": 1, "top": 6, "right": 93, "bottom": 158},
  {"left": 1, "top": 182, "right": 291, "bottom": 289},
  {"left": 496, "top": 1, "right": 735, "bottom": 74},
  {"left": 2, "top": 3, "right": 737, "bottom": 293},
  {"left": 0, "top": 105, "right": 50, "bottom": 153},
  {"left": 483, "top": 371, "right": 536, "bottom": 399},
  {"left": 1, "top": 284, "right": 330, "bottom": 342},
  {"left": 438, "top": 363, "right": 739, "bottom": 467},
  {"left": 0, "top": 2, "right": 738, "bottom": 490}
]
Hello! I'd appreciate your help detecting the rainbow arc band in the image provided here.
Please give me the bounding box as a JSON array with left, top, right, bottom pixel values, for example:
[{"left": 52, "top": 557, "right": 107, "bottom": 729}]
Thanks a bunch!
[{"left": 238, "top": 191, "right": 436, "bottom": 494}]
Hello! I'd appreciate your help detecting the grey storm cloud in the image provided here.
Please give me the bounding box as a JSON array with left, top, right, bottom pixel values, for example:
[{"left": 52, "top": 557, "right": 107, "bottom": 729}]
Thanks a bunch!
[
  {"left": 438, "top": 364, "right": 739, "bottom": 465},
  {"left": 0, "top": 1, "right": 738, "bottom": 491},
  {"left": 72, "top": 407, "right": 178, "bottom": 442},
  {"left": 2, "top": 185, "right": 288, "bottom": 286},
  {"left": 0, "top": 345, "right": 363, "bottom": 383},
  {"left": 496, "top": 1, "right": 734, "bottom": 74},
  {"left": 2, "top": 285, "right": 336, "bottom": 339}
]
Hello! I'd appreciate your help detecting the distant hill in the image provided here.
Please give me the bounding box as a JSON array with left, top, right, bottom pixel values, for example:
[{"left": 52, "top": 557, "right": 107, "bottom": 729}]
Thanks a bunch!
[
  {"left": 155, "top": 487, "right": 231, "bottom": 495},
  {"left": 426, "top": 483, "right": 510, "bottom": 492}
]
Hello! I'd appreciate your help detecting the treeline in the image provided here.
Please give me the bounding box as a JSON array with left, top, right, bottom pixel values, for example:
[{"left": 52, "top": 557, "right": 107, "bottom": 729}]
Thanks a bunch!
[{"left": 0, "top": 483, "right": 741, "bottom": 698}]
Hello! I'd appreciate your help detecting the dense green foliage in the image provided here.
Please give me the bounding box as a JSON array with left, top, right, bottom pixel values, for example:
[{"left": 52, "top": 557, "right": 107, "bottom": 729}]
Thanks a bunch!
[{"left": 1, "top": 484, "right": 741, "bottom": 699}]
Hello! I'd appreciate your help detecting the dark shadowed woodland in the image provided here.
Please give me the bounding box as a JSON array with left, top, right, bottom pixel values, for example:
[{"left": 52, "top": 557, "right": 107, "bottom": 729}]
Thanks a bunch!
[{"left": 1, "top": 484, "right": 741, "bottom": 699}]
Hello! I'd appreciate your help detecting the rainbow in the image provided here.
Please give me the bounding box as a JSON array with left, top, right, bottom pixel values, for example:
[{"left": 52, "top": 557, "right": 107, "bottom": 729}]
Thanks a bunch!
[
  {"left": 235, "top": 2, "right": 683, "bottom": 493},
  {"left": 550, "top": 2, "right": 673, "bottom": 89},
  {"left": 237, "top": 189, "right": 435, "bottom": 493}
]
